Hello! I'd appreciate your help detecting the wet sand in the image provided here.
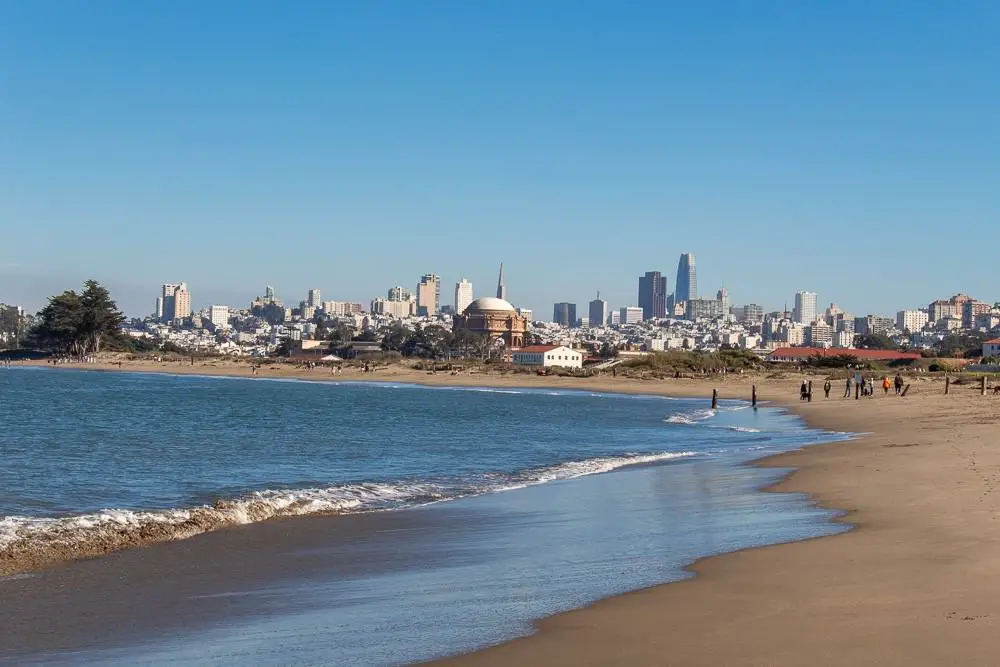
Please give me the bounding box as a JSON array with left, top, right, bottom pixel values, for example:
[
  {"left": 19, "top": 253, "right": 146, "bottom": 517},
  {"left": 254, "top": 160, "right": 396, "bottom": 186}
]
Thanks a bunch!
[
  {"left": 10, "top": 360, "right": 1000, "bottom": 665},
  {"left": 431, "top": 381, "right": 1000, "bottom": 666}
]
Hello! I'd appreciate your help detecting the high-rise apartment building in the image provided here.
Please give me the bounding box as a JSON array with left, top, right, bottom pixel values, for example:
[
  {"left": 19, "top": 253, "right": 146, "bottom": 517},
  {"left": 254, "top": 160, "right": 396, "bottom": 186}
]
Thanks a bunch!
[
  {"left": 454, "top": 278, "right": 474, "bottom": 315},
  {"left": 742, "top": 304, "right": 764, "bottom": 323},
  {"left": 896, "top": 309, "right": 929, "bottom": 333},
  {"left": 416, "top": 274, "right": 441, "bottom": 316},
  {"left": 387, "top": 286, "right": 412, "bottom": 302},
  {"left": 209, "top": 305, "right": 230, "bottom": 329},
  {"left": 589, "top": 293, "right": 608, "bottom": 329},
  {"left": 674, "top": 253, "right": 697, "bottom": 303},
  {"left": 159, "top": 283, "right": 191, "bottom": 322},
  {"left": 307, "top": 289, "right": 322, "bottom": 309},
  {"left": 793, "top": 291, "right": 817, "bottom": 325},
  {"left": 638, "top": 271, "right": 668, "bottom": 320},
  {"left": 517, "top": 308, "right": 533, "bottom": 322},
  {"left": 553, "top": 302, "right": 577, "bottom": 327}
]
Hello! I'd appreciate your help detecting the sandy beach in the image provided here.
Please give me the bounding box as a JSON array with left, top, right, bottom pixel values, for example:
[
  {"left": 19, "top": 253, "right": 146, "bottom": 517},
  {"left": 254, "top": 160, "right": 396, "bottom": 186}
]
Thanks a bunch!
[{"left": 7, "top": 359, "right": 1000, "bottom": 665}]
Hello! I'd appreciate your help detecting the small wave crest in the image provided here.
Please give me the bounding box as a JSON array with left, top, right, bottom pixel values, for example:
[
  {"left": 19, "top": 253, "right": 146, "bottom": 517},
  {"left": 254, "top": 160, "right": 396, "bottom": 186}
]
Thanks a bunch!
[
  {"left": 0, "top": 451, "right": 696, "bottom": 567},
  {"left": 664, "top": 408, "right": 717, "bottom": 425}
]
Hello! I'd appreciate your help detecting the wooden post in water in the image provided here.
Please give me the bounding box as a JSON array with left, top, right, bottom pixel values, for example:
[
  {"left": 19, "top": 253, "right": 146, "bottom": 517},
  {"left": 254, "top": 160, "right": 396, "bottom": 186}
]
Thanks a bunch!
[
  {"left": 711, "top": 388, "right": 718, "bottom": 410},
  {"left": 945, "top": 376, "right": 950, "bottom": 394},
  {"left": 982, "top": 376, "right": 987, "bottom": 396},
  {"left": 751, "top": 385, "right": 758, "bottom": 408}
]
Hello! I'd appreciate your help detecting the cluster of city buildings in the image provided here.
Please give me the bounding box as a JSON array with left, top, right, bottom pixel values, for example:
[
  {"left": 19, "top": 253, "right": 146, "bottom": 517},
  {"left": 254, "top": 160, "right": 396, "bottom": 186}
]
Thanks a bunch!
[{"left": 95, "top": 257, "right": 1000, "bottom": 365}]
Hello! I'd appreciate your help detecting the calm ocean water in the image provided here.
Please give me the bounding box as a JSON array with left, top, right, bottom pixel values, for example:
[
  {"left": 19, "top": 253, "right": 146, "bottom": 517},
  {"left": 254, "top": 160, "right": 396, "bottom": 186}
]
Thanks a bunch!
[{"left": 0, "top": 367, "right": 851, "bottom": 666}]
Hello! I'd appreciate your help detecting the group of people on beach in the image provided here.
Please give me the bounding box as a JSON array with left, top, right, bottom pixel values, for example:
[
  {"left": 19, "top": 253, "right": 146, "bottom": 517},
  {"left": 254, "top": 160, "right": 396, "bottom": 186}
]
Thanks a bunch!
[
  {"left": 841, "top": 372, "right": 905, "bottom": 398},
  {"left": 802, "top": 372, "right": 906, "bottom": 401}
]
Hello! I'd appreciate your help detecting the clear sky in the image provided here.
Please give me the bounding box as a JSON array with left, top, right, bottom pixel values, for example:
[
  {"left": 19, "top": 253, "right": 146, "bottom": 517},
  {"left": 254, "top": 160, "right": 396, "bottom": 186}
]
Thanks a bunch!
[{"left": 2, "top": 1, "right": 998, "bottom": 318}]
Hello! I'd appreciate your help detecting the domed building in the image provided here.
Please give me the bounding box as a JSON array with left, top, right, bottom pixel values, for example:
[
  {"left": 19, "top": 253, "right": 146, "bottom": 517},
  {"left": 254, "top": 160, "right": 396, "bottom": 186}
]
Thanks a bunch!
[
  {"left": 453, "top": 296, "right": 528, "bottom": 348},
  {"left": 452, "top": 265, "right": 528, "bottom": 348}
]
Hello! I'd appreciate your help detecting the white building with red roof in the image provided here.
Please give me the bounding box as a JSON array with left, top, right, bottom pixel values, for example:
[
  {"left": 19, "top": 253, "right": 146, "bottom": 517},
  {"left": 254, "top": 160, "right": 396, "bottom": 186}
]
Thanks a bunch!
[
  {"left": 511, "top": 345, "right": 584, "bottom": 369},
  {"left": 983, "top": 339, "right": 1000, "bottom": 359}
]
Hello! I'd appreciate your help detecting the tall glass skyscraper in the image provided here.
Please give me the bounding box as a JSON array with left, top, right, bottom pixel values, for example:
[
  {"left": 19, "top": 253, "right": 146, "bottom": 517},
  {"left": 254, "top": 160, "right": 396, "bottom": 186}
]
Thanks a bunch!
[
  {"left": 638, "top": 271, "right": 667, "bottom": 319},
  {"left": 674, "top": 253, "right": 697, "bottom": 303}
]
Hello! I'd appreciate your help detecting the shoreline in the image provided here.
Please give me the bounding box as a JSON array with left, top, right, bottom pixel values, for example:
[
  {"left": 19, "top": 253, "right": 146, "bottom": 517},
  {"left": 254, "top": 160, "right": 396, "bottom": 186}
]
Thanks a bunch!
[{"left": 2, "top": 362, "right": 811, "bottom": 579}]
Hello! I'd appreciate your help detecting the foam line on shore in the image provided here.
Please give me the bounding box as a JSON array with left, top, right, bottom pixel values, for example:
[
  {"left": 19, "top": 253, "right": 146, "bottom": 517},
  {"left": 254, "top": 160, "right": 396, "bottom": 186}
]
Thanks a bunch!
[{"left": 0, "top": 450, "right": 696, "bottom": 576}]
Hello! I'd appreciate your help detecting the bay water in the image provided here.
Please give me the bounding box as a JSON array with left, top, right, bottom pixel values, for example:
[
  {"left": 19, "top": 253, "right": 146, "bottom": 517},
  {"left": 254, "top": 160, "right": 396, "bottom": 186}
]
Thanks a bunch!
[{"left": 0, "top": 367, "right": 850, "bottom": 665}]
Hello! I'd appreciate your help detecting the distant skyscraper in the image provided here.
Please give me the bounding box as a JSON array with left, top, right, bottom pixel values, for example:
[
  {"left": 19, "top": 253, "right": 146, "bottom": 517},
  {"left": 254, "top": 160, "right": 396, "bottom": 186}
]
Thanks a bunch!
[
  {"left": 416, "top": 274, "right": 441, "bottom": 316},
  {"left": 589, "top": 293, "right": 608, "bottom": 329},
  {"left": 387, "top": 286, "right": 412, "bottom": 302},
  {"left": 793, "top": 291, "right": 818, "bottom": 325},
  {"left": 159, "top": 283, "right": 190, "bottom": 322},
  {"left": 638, "top": 271, "right": 668, "bottom": 320},
  {"left": 496, "top": 263, "right": 507, "bottom": 301},
  {"left": 716, "top": 288, "right": 729, "bottom": 311},
  {"left": 553, "top": 302, "right": 577, "bottom": 327},
  {"left": 674, "top": 253, "right": 696, "bottom": 303},
  {"left": 307, "top": 289, "right": 321, "bottom": 309},
  {"left": 265, "top": 285, "right": 276, "bottom": 303},
  {"left": 455, "top": 278, "right": 474, "bottom": 314}
]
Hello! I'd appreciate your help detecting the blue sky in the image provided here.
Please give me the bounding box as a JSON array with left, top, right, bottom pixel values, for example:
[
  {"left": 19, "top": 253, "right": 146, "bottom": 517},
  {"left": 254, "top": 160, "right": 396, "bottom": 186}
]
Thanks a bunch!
[{"left": 2, "top": 1, "right": 998, "bottom": 317}]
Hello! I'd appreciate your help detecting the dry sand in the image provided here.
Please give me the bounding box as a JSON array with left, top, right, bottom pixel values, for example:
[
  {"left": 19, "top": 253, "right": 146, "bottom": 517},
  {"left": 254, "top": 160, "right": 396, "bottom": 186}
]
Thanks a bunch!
[{"left": 12, "top": 358, "right": 1000, "bottom": 665}]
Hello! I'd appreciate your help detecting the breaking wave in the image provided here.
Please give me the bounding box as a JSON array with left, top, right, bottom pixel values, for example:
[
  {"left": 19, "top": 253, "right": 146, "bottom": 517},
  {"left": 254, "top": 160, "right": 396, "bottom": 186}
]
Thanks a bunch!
[
  {"left": 664, "top": 408, "right": 717, "bottom": 425},
  {"left": 0, "top": 451, "right": 696, "bottom": 560}
]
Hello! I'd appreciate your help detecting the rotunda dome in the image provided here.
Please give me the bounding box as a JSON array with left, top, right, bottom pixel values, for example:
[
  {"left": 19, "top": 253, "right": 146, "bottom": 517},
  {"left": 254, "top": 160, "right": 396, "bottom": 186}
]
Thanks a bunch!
[{"left": 464, "top": 297, "right": 516, "bottom": 313}]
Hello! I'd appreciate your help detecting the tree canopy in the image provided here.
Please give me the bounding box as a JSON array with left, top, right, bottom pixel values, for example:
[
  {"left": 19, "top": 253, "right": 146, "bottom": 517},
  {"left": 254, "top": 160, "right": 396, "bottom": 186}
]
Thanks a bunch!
[{"left": 25, "top": 280, "right": 126, "bottom": 355}]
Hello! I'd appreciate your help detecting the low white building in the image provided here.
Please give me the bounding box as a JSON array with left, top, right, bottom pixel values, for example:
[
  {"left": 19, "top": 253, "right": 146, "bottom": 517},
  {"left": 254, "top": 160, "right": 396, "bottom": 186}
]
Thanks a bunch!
[
  {"left": 512, "top": 345, "right": 584, "bottom": 369},
  {"left": 983, "top": 338, "right": 1000, "bottom": 358}
]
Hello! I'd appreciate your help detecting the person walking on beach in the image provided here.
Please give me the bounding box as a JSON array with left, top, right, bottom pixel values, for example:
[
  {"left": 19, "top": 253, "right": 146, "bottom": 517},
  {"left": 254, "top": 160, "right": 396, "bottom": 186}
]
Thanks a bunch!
[
  {"left": 824, "top": 380, "right": 832, "bottom": 398},
  {"left": 867, "top": 377, "right": 875, "bottom": 397},
  {"left": 800, "top": 380, "right": 809, "bottom": 401},
  {"left": 844, "top": 375, "right": 853, "bottom": 398},
  {"left": 894, "top": 373, "right": 904, "bottom": 395},
  {"left": 882, "top": 376, "right": 891, "bottom": 395}
]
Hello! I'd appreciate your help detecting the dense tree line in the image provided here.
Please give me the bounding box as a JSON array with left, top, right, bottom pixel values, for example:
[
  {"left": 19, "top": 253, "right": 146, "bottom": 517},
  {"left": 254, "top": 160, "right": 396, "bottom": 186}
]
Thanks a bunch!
[{"left": 25, "top": 280, "right": 126, "bottom": 356}]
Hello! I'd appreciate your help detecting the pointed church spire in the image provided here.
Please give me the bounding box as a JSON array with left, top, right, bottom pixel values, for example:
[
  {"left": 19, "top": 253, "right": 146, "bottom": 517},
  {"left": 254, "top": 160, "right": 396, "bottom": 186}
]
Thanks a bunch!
[{"left": 496, "top": 263, "right": 507, "bottom": 301}]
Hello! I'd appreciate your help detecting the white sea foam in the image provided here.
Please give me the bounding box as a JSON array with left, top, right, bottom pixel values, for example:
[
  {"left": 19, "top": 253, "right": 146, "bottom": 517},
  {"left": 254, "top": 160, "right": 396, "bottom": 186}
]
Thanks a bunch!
[
  {"left": 664, "top": 408, "right": 717, "bottom": 425},
  {"left": 0, "top": 452, "right": 696, "bottom": 553}
]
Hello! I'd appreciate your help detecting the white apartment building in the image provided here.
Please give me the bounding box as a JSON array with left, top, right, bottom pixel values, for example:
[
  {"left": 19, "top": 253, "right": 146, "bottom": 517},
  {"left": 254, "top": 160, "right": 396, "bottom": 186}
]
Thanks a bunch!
[
  {"left": 807, "top": 321, "right": 833, "bottom": 347},
  {"left": 619, "top": 306, "right": 644, "bottom": 325},
  {"left": 307, "top": 289, "right": 322, "bottom": 308},
  {"left": 833, "top": 330, "right": 855, "bottom": 348},
  {"left": 511, "top": 345, "right": 584, "bottom": 369},
  {"left": 517, "top": 308, "right": 533, "bottom": 321},
  {"left": 784, "top": 324, "right": 806, "bottom": 346},
  {"left": 793, "top": 291, "right": 817, "bottom": 325},
  {"left": 896, "top": 309, "right": 929, "bottom": 333},
  {"left": 454, "top": 278, "right": 474, "bottom": 315},
  {"left": 209, "top": 305, "right": 230, "bottom": 329}
]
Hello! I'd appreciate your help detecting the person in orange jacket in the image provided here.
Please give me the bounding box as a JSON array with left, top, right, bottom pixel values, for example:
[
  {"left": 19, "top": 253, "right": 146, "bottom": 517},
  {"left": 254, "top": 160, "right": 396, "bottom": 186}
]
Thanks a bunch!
[{"left": 882, "top": 376, "right": 891, "bottom": 395}]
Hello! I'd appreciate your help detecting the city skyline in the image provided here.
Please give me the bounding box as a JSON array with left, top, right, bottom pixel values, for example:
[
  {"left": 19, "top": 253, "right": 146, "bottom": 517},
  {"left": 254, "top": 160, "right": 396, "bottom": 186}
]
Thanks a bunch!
[{"left": 4, "top": 4, "right": 1000, "bottom": 317}]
